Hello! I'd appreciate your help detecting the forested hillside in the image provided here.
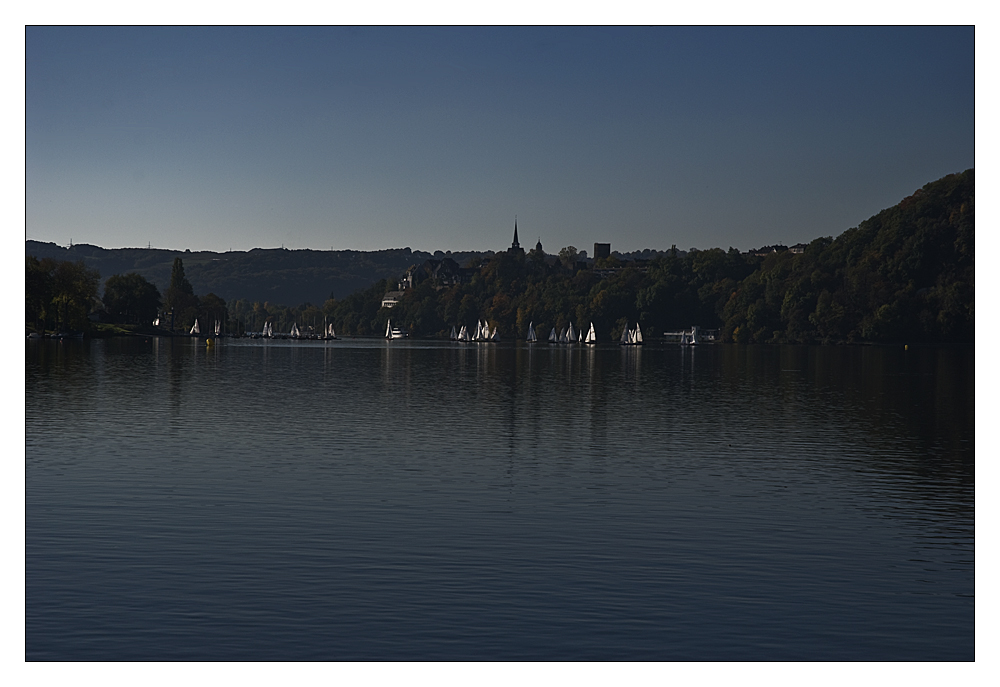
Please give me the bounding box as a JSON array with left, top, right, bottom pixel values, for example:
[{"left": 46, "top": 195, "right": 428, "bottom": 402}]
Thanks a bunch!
[{"left": 320, "top": 169, "right": 973, "bottom": 344}]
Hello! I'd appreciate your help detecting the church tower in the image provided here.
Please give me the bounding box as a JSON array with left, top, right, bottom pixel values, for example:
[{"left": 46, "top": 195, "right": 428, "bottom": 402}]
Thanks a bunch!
[{"left": 508, "top": 219, "right": 524, "bottom": 255}]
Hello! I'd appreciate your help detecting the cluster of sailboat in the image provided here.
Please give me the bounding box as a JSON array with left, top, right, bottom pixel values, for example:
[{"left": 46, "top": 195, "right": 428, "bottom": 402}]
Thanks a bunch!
[
  {"left": 183, "top": 315, "right": 702, "bottom": 345},
  {"left": 244, "top": 321, "right": 338, "bottom": 340},
  {"left": 532, "top": 321, "right": 598, "bottom": 344},
  {"left": 446, "top": 320, "right": 642, "bottom": 345},
  {"left": 173, "top": 315, "right": 695, "bottom": 346},
  {"left": 450, "top": 320, "right": 499, "bottom": 342},
  {"left": 618, "top": 323, "right": 644, "bottom": 345}
]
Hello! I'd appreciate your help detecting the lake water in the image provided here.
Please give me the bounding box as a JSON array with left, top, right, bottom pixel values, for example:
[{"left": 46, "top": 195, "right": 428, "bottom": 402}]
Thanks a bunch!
[{"left": 25, "top": 337, "right": 974, "bottom": 660}]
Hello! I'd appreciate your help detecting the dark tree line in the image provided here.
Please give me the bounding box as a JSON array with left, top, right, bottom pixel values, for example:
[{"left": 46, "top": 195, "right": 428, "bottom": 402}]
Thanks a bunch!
[
  {"left": 26, "top": 257, "right": 100, "bottom": 333},
  {"left": 103, "top": 272, "right": 161, "bottom": 325},
  {"left": 160, "top": 257, "right": 229, "bottom": 332},
  {"left": 26, "top": 255, "right": 232, "bottom": 335}
]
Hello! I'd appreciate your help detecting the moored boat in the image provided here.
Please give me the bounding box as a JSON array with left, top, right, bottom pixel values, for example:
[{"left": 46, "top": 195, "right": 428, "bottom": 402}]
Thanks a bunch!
[{"left": 385, "top": 320, "right": 408, "bottom": 339}]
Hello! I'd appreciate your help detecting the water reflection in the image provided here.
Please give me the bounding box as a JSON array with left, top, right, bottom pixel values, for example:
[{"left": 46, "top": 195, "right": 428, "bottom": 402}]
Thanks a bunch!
[{"left": 25, "top": 338, "right": 974, "bottom": 660}]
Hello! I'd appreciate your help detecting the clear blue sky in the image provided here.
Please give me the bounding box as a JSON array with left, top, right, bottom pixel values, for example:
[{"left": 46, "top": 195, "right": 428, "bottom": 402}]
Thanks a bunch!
[{"left": 26, "top": 26, "right": 974, "bottom": 255}]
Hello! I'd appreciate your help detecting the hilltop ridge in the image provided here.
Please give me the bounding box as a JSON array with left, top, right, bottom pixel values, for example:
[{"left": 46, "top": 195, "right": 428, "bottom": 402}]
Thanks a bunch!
[{"left": 23, "top": 242, "right": 494, "bottom": 306}]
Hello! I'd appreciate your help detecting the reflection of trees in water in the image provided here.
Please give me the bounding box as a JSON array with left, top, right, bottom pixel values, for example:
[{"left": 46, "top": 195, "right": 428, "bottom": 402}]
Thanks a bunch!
[{"left": 715, "top": 344, "right": 973, "bottom": 510}]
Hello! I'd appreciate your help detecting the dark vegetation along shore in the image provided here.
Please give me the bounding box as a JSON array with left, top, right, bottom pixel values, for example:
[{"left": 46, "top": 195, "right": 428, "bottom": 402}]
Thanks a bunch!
[{"left": 26, "top": 169, "right": 973, "bottom": 344}]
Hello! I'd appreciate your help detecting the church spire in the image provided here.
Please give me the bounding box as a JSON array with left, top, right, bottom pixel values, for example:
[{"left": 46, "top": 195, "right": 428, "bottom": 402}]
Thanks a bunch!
[{"left": 512, "top": 218, "right": 520, "bottom": 249}]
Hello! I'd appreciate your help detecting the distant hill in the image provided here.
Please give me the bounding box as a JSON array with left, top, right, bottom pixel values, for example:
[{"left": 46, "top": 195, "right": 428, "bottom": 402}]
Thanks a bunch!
[{"left": 23, "top": 242, "right": 493, "bottom": 306}]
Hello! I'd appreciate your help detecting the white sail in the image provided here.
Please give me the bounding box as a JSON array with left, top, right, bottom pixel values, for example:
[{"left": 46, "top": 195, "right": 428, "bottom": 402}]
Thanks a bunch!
[
  {"left": 491, "top": 327, "right": 499, "bottom": 341},
  {"left": 267, "top": 323, "right": 273, "bottom": 337},
  {"left": 291, "top": 323, "right": 300, "bottom": 338},
  {"left": 586, "top": 322, "right": 596, "bottom": 343},
  {"left": 578, "top": 330, "right": 583, "bottom": 342},
  {"left": 386, "top": 320, "right": 392, "bottom": 339},
  {"left": 450, "top": 326, "right": 457, "bottom": 340},
  {"left": 328, "top": 323, "right": 336, "bottom": 338},
  {"left": 635, "top": 324, "right": 643, "bottom": 344},
  {"left": 549, "top": 327, "right": 557, "bottom": 342},
  {"left": 459, "top": 325, "right": 469, "bottom": 341},
  {"left": 527, "top": 322, "right": 537, "bottom": 342},
  {"left": 190, "top": 319, "right": 200, "bottom": 335},
  {"left": 567, "top": 322, "right": 576, "bottom": 341},
  {"left": 214, "top": 319, "right": 221, "bottom": 336},
  {"left": 619, "top": 325, "right": 629, "bottom": 344}
]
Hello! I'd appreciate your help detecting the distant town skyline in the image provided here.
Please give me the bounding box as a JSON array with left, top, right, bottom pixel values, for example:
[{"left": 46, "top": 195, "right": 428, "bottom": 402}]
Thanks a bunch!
[{"left": 27, "top": 26, "right": 974, "bottom": 255}]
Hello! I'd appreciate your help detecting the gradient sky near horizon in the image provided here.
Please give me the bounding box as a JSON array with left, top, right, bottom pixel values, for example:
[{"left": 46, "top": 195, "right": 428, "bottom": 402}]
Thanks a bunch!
[{"left": 26, "top": 26, "right": 974, "bottom": 255}]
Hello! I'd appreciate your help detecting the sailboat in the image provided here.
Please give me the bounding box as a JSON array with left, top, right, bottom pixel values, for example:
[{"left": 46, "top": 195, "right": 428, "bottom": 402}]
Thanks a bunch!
[
  {"left": 578, "top": 329, "right": 583, "bottom": 343},
  {"left": 548, "top": 327, "right": 558, "bottom": 343},
  {"left": 490, "top": 326, "right": 499, "bottom": 341},
  {"left": 214, "top": 320, "right": 221, "bottom": 337},
  {"left": 458, "top": 325, "right": 469, "bottom": 342},
  {"left": 559, "top": 328, "right": 569, "bottom": 343},
  {"left": 190, "top": 319, "right": 200, "bottom": 336},
  {"left": 327, "top": 323, "right": 338, "bottom": 340},
  {"left": 450, "top": 325, "right": 458, "bottom": 341},
  {"left": 526, "top": 322, "right": 537, "bottom": 343},
  {"left": 290, "top": 323, "right": 300, "bottom": 338},
  {"left": 567, "top": 322, "right": 577, "bottom": 343},
  {"left": 585, "top": 322, "right": 597, "bottom": 344}
]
